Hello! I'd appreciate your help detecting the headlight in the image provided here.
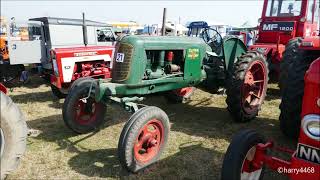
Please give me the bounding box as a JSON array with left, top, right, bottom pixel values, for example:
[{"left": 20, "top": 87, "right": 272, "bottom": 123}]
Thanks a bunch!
[{"left": 302, "top": 114, "right": 320, "bottom": 141}]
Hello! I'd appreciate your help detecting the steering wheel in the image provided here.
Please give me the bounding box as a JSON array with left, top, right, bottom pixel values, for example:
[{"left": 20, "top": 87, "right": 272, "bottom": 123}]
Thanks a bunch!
[{"left": 201, "top": 28, "right": 223, "bottom": 54}]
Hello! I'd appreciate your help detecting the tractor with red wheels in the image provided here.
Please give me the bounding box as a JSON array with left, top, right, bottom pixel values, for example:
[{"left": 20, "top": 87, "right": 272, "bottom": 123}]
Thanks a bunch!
[
  {"left": 249, "top": 0, "right": 319, "bottom": 90},
  {"left": 221, "top": 37, "right": 320, "bottom": 180},
  {"left": 63, "top": 28, "right": 269, "bottom": 172},
  {"left": 0, "top": 15, "right": 116, "bottom": 98},
  {"left": 0, "top": 83, "right": 28, "bottom": 179}
]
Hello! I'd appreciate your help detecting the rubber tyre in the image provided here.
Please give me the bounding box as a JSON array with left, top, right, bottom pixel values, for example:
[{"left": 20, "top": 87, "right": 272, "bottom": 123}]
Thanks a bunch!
[
  {"left": 221, "top": 129, "right": 265, "bottom": 180},
  {"left": 164, "top": 87, "right": 195, "bottom": 103},
  {"left": 279, "top": 38, "right": 302, "bottom": 93},
  {"left": 62, "top": 80, "right": 106, "bottom": 134},
  {"left": 226, "top": 51, "right": 269, "bottom": 122},
  {"left": 279, "top": 51, "right": 317, "bottom": 138},
  {"left": 1, "top": 92, "right": 28, "bottom": 180},
  {"left": 51, "top": 84, "right": 67, "bottom": 99},
  {"left": 69, "top": 77, "right": 95, "bottom": 92},
  {"left": 118, "top": 106, "right": 170, "bottom": 173}
]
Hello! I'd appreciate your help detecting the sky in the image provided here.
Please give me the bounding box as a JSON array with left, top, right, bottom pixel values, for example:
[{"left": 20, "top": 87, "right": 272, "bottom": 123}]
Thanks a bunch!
[{"left": 1, "top": 0, "right": 264, "bottom": 27}]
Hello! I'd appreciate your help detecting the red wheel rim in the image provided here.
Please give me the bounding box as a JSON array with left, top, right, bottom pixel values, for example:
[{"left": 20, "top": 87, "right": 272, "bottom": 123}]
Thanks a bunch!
[
  {"left": 173, "top": 87, "right": 194, "bottom": 98},
  {"left": 241, "top": 146, "right": 263, "bottom": 179},
  {"left": 241, "top": 61, "right": 266, "bottom": 114},
  {"left": 134, "top": 119, "right": 164, "bottom": 164},
  {"left": 74, "top": 98, "right": 98, "bottom": 125}
]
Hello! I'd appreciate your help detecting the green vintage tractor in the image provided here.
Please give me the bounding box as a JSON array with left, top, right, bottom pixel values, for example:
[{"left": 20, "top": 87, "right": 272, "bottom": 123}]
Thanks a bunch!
[{"left": 63, "top": 28, "right": 268, "bottom": 172}]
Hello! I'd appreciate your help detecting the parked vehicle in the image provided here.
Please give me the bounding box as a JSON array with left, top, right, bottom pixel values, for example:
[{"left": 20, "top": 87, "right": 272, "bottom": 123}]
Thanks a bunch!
[
  {"left": 280, "top": 35, "right": 320, "bottom": 138},
  {"left": 221, "top": 38, "right": 320, "bottom": 180},
  {"left": 0, "top": 15, "right": 116, "bottom": 98},
  {"left": 63, "top": 29, "right": 268, "bottom": 172},
  {"left": 249, "top": 0, "right": 319, "bottom": 88},
  {"left": 0, "top": 83, "right": 28, "bottom": 179}
]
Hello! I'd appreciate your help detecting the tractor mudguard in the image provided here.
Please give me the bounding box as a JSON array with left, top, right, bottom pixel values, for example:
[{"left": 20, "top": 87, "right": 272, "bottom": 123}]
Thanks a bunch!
[{"left": 222, "top": 36, "right": 247, "bottom": 72}]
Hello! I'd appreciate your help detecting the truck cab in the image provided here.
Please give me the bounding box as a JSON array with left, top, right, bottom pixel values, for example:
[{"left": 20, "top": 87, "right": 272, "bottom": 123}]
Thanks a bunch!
[{"left": 256, "top": 0, "right": 319, "bottom": 45}]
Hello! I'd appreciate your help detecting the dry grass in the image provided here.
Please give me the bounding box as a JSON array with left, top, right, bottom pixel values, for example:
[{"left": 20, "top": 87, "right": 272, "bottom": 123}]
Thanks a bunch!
[{"left": 6, "top": 76, "right": 292, "bottom": 180}]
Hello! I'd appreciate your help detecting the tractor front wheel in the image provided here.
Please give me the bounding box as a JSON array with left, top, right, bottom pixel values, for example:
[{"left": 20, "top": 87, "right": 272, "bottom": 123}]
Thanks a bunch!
[
  {"left": 62, "top": 80, "right": 106, "bottom": 134},
  {"left": 1, "top": 92, "right": 28, "bottom": 179},
  {"left": 118, "top": 106, "right": 170, "bottom": 173},
  {"left": 221, "top": 129, "right": 265, "bottom": 180},
  {"left": 226, "top": 51, "right": 268, "bottom": 122}
]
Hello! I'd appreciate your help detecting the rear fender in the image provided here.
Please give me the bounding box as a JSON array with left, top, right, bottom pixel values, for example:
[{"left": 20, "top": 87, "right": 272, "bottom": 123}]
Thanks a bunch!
[{"left": 222, "top": 37, "right": 247, "bottom": 72}]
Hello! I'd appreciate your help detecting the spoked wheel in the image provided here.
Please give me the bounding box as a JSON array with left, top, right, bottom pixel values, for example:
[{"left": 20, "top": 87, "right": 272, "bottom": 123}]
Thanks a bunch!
[
  {"left": 63, "top": 80, "right": 106, "bottom": 134},
  {"left": 226, "top": 51, "right": 268, "bottom": 122},
  {"left": 118, "top": 106, "right": 170, "bottom": 173},
  {"left": 165, "top": 87, "right": 195, "bottom": 103},
  {"left": 242, "top": 61, "right": 267, "bottom": 115},
  {"left": 221, "top": 129, "right": 265, "bottom": 180}
]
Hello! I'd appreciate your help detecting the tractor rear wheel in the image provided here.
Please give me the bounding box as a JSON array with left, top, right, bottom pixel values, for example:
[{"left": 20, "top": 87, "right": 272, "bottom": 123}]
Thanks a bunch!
[
  {"left": 279, "top": 38, "right": 302, "bottom": 93},
  {"left": 221, "top": 129, "right": 266, "bottom": 180},
  {"left": 62, "top": 79, "right": 106, "bottom": 134},
  {"left": 226, "top": 51, "right": 268, "bottom": 122},
  {"left": 164, "top": 87, "right": 195, "bottom": 103},
  {"left": 279, "top": 51, "right": 318, "bottom": 138},
  {"left": 1, "top": 92, "right": 28, "bottom": 179},
  {"left": 118, "top": 106, "right": 169, "bottom": 173}
]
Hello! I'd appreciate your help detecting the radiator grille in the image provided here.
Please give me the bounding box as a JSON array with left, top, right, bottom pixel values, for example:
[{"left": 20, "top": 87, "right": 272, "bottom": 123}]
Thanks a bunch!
[{"left": 112, "top": 43, "right": 133, "bottom": 82}]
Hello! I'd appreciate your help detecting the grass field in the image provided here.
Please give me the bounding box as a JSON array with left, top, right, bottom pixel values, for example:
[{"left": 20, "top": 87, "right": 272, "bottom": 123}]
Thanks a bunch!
[{"left": 6, "top": 76, "right": 294, "bottom": 180}]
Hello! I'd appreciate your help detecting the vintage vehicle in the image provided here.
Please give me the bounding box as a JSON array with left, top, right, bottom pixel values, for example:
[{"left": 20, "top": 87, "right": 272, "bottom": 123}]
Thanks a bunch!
[
  {"left": 221, "top": 58, "right": 320, "bottom": 180},
  {"left": 249, "top": 0, "right": 319, "bottom": 88},
  {"left": 280, "top": 35, "right": 320, "bottom": 138},
  {"left": 0, "top": 83, "right": 28, "bottom": 179},
  {"left": 187, "top": 21, "right": 233, "bottom": 38},
  {"left": 63, "top": 28, "right": 269, "bottom": 172},
  {"left": 221, "top": 38, "right": 320, "bottom": 179},
  {"left": 0, "top": 16, "right": 116, "bottom": 97}
]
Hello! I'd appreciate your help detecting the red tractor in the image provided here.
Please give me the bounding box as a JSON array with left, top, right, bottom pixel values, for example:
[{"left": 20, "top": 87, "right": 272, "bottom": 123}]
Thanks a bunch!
[
  {"left": 49, "top": 46, "right": 114, "bottom": 98},
  {"left": 280, "top": 35, "right": 320, "bottom": 138},
  {"left": 0, "top": 83, "right": 28, "bottom": 179},
  {"left": 221, "top": 38, "right": 320, "bottom": 179},
  {"left": 0, "top": 15, "right": 116, "bottom": 98},
  {"left": 249, "top": 0, "right": 319, "bottom": 88}
]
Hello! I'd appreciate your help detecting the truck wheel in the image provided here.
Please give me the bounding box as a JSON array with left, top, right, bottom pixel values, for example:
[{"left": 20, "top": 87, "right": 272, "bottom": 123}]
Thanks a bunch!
[
  {"left": 221, "top": 129, "right": 265, "bottom": 180},
  {"left": 226, "top": 51, "right": 268, "bottom": 122},
  {"left": 50, "top": 84, "right": 67, "bottom": 99},
  {"left": 118, "top": 106, "right": 170, "bottom": 173},
  {"left": 279, "top": 51, "right": 315, "bottom": 138},
  {"left": 164, "top": 87, "right": 195, "bottom": 103},
  {"left": 62, "top": 80, "right": 106, "bottom": 134},
  {"left": 1, "top": 92, "right": 28, "bottom": 179},
  {"left": 279, "top": 38, "right": 302, "bottom": 93}
]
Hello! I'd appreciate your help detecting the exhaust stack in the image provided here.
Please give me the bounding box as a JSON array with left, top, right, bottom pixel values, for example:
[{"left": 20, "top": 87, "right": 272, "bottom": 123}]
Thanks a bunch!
[{"left": 82, "top": 12, "right": 88, "bottom": 46}]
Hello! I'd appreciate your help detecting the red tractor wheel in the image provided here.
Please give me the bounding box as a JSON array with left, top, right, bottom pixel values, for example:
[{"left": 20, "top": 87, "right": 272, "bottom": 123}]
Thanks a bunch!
[
  {"left": 118, "top": 106, "right": 170, "bottom": 173},
  {"left": 165, "top": 87, "right": 195, "bottom": 103},
  {"left": 62, "top": 79, "right": 106, "bottom": 134},
  {"left": 226, "top": 51, "right": 268, "bottom": 122},
  {"left": 221, "top": 129, "right": 265, "bottom": 180}
]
